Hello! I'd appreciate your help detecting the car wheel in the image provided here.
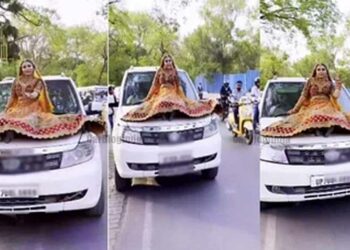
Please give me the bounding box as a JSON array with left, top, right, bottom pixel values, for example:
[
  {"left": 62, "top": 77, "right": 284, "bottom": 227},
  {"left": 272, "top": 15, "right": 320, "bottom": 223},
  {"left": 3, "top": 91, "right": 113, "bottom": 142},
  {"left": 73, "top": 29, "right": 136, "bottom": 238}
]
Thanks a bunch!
[
  {"left": 201, "top": 167, "right": 218, "bottom": 180},
  {"left": 85, "top": 184, "right": 105, "bottom": 217},
  {"left": 115, "top": 167, "right": 132, "bottom": 192},
  {"left": 260, "top": 202, "right": 276, "bottom": 210}
]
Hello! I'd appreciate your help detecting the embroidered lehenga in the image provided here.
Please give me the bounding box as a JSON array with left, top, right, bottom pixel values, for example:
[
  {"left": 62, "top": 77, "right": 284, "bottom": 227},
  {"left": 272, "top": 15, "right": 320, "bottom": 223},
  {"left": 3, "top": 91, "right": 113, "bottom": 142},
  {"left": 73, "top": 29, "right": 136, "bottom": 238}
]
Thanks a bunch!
[
  {"left": 261, "top": 76, "right": 350, "bottom": 137},
  {"left": 0, "top": 74, "right": 103, "bottom": 139},
  {"left": 122, "top": 55, "right": 218, "bottom": 122}
]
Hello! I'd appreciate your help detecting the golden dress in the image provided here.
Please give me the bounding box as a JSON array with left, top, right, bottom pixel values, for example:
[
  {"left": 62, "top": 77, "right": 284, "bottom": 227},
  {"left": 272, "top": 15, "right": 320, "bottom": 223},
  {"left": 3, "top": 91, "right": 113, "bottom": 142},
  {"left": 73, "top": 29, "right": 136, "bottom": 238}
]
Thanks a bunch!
[
  {"left": 261, "top": 77, "right": 350, "bottom": 137},
  {"left": 122, "top": 68, "right": 218, "bottom": 122},
  {"left": 0, "top": 77, "right": 103, "bottom": 139}
]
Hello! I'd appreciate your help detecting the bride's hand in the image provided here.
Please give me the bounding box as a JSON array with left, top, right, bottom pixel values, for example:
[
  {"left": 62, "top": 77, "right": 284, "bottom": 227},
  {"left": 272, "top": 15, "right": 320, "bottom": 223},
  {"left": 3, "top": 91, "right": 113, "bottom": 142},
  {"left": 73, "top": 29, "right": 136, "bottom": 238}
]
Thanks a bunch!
[
  {"left": 25, "top": 92, "right": 39, "bottom": 99},
  {"left": 335, "top": 77, "right": 343, "bottom": 89}
]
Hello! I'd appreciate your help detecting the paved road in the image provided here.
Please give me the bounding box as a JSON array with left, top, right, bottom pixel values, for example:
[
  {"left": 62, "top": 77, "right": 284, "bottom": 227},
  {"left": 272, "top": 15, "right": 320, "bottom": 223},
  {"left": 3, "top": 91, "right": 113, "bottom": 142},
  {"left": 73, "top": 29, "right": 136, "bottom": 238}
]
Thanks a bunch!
[
  {"left": 261, "top": 198, "right": 350, "bottom": 250},
  {"left": 0, "top": 139, "right": 108, "bottom": 250},
  {"left": 112, "top": 122, "right": 260, "bottom": 250}
]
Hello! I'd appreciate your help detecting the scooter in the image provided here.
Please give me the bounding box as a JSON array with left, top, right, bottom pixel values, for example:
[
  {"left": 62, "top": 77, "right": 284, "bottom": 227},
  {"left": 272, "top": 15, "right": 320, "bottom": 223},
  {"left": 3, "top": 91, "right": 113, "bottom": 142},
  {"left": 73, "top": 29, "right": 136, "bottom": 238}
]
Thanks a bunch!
[{"left": 226, "top": 94, "right": 254, "bottom": 145}]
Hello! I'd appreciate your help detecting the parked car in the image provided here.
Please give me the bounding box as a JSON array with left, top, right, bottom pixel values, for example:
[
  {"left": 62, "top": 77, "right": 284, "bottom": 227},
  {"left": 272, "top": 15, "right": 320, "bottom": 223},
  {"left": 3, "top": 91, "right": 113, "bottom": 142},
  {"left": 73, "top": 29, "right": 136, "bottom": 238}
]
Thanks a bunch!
[
  {"left": 0, "top": 76, "right": 104, "bottom": 216},
  {"left": 78, "top": 85, "right": 108, "bottom": 117},
  {"left": 260, "top": 77, "right": 350, "bottom": 204},
  {"left": 112, "top": 66, "right": 222, "bottom": 191}
]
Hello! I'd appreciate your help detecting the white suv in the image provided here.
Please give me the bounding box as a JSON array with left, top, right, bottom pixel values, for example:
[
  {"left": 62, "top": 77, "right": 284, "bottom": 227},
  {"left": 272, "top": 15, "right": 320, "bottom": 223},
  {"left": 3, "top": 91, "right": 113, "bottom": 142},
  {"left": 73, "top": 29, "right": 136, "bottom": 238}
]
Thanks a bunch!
[
  {"left": 260, "top": 77, "right": 350, "bottom": 203},
  {"left": 0, "top": 76, "right": 104, "bottom": 216},
  {"left": 112, "top": 67, "right": 221, "bottom": 191}
]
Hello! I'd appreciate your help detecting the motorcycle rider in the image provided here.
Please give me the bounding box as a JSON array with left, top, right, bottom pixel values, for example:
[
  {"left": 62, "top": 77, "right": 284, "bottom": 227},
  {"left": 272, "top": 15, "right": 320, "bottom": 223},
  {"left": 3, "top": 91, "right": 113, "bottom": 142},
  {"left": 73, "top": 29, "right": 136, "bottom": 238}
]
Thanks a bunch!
[
  {"left": 220, "top": 81, "right": 232, "bottom": 118},
  {"left": 232, "top": 81, "right": 245, "bottom": 128},
  {"left": 250, "top": 77, "right": 261, "bottom": 132},
  {"left": 198, "top": 82, "right": 204, "bottom": 99}
]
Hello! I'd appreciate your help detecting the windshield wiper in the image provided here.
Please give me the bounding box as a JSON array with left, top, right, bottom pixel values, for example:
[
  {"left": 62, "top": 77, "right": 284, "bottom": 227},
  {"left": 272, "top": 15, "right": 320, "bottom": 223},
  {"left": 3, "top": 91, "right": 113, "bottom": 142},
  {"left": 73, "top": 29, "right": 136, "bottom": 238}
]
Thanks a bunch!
[
  {"left": 52, "top": 111, "right": 69, "bottom": 115},
  {"left": 132, "top": 101, "right": 144, "bottom": 105},
  {"left": 272, "top": 113, "right": 289, "bottom": 117}
]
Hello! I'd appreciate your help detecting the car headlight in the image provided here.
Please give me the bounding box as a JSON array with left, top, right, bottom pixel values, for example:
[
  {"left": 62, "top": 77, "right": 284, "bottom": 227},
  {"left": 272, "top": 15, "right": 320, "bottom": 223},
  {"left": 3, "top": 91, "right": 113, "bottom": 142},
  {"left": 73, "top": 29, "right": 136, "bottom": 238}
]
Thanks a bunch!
[
  {"left": 203, "top": 117, "right": 219, "bottom": 138},
  {"left": 260, "top": 142, "right": 288, "bottom": 164},
  {"left": 121, "top": 126, "right": 143, "bottom": 144},
  {"left": 61, "top": 140, "right": 95, "bottom": 168}
]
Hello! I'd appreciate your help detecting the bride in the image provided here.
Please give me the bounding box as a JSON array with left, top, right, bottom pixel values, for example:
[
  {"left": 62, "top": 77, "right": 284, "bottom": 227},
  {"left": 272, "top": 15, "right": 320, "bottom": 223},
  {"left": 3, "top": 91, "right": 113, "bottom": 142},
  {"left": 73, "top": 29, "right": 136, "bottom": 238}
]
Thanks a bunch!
[{"left": 0, "top": 59, "right": 103, "bottom": 140}]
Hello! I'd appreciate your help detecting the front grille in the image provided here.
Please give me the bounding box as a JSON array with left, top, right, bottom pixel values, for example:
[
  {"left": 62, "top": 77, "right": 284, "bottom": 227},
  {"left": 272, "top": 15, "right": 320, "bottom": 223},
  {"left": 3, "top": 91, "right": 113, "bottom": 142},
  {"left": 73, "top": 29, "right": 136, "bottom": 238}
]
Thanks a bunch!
[
  {"left": 141, "top": 128, "right": 204, "bottom": 145},
  {"left": 0, "top": 190, "right": 87, "bottom": 207},
  {"left": 0, "top": 153, "right": 63, "bottom": 174},
  {"left": 266, "top": 183, "right": 350, "bottom": 195},
  {"left": 286, "top": 148, "right": 350, "bottom": 165},
  {"left": 127, "top": 153, "right": 217, "bottom": 171}
]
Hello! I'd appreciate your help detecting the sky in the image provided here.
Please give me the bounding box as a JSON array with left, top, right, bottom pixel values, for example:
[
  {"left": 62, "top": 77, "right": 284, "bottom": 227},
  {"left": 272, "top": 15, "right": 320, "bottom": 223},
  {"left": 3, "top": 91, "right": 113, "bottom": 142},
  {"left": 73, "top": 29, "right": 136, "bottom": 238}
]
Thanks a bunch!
[{"left": 29, "top": 0, "right": 107, "bottom": 31}]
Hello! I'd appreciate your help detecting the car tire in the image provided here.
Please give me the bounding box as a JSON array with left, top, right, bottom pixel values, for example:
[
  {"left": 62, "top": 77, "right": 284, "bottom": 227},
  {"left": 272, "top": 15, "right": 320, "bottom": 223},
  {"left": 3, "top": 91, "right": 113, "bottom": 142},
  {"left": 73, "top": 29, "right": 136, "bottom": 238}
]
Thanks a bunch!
[
  {"left": 260, "top": 202, "right": 275, "bottom": 210},
  {"left": 115, "top": 167, "right": 131, "bottom": 192},
  {"left": 201, "top": 167, "right": 218, "bottom": 180},
  {"left": 85, "top": 184, "right": 105, "bottom": 217}
]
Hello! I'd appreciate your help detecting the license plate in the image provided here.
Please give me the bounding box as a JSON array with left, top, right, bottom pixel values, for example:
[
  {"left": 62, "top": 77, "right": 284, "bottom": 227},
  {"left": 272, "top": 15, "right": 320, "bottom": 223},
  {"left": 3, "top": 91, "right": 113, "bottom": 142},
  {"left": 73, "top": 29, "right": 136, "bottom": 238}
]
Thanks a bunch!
[
  {"left": 310, "top": 175, "right": 350, "bottom": 187},
  {"left": 158, "top": 165, "right": 194, "bottom": 177},
  {"left": 0, "top": 187, "right": 38, "bottom": 198},
  {"left": 159, "top": 151, "right": 193, "bottom": 165}
]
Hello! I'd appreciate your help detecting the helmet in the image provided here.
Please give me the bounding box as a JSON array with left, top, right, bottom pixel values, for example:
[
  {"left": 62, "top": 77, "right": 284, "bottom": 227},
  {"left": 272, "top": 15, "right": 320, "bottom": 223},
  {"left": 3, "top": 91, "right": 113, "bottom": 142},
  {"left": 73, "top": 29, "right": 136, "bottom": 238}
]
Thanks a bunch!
[{"left": 254, "top": 77, "right": 260, "bottom": 84}]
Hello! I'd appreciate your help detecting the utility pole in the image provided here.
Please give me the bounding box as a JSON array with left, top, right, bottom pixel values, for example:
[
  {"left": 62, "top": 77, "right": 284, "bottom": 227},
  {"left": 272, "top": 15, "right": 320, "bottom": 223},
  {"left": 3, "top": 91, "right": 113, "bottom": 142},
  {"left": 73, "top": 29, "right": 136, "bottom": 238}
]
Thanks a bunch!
[{"left": 0, "top": 29, "right": 8, "bottom": 63}]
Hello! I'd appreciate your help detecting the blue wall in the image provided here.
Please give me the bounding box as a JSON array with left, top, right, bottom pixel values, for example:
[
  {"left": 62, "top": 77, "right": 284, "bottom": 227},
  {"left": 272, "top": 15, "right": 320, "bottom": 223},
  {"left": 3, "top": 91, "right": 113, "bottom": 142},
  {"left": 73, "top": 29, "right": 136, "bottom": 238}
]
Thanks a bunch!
[{"left": 194, "top": 70, "right": 260, "bottom": 94}]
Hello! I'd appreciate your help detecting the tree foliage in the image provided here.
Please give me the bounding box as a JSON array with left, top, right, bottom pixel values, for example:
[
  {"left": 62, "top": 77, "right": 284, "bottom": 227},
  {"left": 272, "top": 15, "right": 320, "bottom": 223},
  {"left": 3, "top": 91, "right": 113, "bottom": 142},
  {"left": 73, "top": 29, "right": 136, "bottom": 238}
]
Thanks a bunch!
[
  {"left": 109, "top": 0, "right": 259, "bottom": 85},
  {"left": 0, "top": 3, "right": 107, "bottom": 86},
  {"left": 261, "top": 0, "right": 340, "bottom": 37}
]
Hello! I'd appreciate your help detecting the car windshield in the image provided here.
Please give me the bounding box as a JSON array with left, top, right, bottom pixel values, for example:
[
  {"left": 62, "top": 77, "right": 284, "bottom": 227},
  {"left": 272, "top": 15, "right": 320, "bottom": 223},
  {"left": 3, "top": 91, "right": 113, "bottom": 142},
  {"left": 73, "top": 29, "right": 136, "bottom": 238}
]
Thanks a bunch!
[
  {"left": 94, "top": 88, "right": 108, "bottom": 102},
  {"left": 0, "top": 79, "right": 81, "bottom": 114},
  {"left": 122, "top": 71, "right": 198, "bottom": 106},
  {"left": 261, "top": 81, "right": 350, "bottom": 117}
]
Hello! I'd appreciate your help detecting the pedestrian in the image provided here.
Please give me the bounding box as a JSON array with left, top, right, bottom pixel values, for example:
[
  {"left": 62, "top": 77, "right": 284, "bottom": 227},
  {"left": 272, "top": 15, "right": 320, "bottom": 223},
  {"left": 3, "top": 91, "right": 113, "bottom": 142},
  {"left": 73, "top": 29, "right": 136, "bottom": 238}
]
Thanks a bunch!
[{"left": 108, "top": 85, "right": 118, "bottom": 130}]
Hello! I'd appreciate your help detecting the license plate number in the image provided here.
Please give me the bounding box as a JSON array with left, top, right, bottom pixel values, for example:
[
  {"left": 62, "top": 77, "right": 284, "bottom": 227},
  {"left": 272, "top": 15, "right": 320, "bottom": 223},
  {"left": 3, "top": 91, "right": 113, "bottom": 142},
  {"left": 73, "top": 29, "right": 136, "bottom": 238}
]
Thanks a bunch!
[
  {"left": 0, "top": 187, "right": 38, "bottom": 198},
  {"left": 310, "top": 175, "right": 350, "bottom": 187},
  {"left": 159, "top": 152, "right": 193, "bottom": 165},
  {"left": 158, "top": 165, "right": 194, "bottom": 177}
]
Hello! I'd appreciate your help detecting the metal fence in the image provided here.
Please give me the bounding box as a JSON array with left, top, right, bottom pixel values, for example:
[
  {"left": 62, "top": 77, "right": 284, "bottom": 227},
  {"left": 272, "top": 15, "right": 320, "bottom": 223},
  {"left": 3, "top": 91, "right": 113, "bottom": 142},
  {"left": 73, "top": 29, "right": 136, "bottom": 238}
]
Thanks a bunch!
[{"left": 194, "top": 70, "right": 260, "bottom": 94}]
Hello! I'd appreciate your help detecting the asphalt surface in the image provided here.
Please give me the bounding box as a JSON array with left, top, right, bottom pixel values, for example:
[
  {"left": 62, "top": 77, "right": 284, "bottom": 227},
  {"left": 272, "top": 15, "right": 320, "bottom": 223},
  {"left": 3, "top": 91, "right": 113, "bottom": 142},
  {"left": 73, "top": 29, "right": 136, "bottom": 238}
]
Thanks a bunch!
[
  {"left": 261, "top": 197, "right": 350, "bottom": 250},
  {"left": 113, "top": 122, "right": 260, "bottom": 250},
  {"left": 0, "top": 139, "right": 108, "bottom": 250}
]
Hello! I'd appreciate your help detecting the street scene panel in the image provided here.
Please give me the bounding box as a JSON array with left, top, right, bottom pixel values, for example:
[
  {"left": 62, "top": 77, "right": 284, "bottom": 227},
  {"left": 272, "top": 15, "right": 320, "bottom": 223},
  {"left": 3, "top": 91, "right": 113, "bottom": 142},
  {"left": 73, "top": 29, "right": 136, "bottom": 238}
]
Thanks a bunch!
[
  {"left": 0, "top": 1, "right": 108, "bottom": 249},
  {"left": 261, "top": 0, "right": 350, "bottom": 250},
  {"left": 108, "top": 0, "right": 260, "bottom": 250}
]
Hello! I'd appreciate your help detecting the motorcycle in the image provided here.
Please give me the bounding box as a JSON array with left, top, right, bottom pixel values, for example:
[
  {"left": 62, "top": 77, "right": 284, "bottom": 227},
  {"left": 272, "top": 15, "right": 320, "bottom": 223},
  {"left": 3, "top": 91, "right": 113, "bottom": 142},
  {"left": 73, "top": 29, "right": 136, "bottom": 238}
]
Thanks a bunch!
[
  {"left": 220, "top": 95, "right": 231, "bottom": 121},
  {"left": 226, "top": 94, "right": 254, "bottom": 145}
]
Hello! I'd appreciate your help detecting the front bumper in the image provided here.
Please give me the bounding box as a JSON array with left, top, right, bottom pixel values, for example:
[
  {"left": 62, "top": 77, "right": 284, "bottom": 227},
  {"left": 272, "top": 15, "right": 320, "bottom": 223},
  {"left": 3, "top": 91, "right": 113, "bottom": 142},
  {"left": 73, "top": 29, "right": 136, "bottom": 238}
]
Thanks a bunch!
[
  {"left": 113, "top": 133, "right": 221, "bottom": 178},
  {"left": 0, "top": 147, "right": 102, "bottom": 214},
  {"left": 260, "top": 160, "right": 350, "bottom": 202}
]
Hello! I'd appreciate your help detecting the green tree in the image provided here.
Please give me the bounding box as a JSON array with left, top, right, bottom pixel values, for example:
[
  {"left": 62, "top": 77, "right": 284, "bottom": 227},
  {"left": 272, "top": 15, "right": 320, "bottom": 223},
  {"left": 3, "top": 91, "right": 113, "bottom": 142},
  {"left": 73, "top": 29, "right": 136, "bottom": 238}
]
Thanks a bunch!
[
  {"left": 261, "top": 0, "right": 340, "bottom": 37},
  {"left": 109, "top": 6, "right": 178, "bottom": 85},
  {"left": 177, "top": 0, "right": 259, "bottom": 79},
  {"left": 260, "top": 47, "right": 295, "bottom": 87}
]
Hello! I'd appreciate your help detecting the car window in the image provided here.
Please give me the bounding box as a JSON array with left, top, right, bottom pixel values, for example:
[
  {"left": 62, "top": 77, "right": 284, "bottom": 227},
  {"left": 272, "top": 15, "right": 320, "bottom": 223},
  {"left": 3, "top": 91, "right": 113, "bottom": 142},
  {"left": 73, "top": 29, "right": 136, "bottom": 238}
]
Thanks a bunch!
[
  {"left": 122, "top": 71, "right": 198, "bottom": 106},
  {"left": 46, "top": 80, "right": 81, "bottom": 114},
  {"left": 0, "top": 82, "right": 12, "bottom": 112},
  {"left": 262, "top": 81, "right": 350, "bottom": 117}
]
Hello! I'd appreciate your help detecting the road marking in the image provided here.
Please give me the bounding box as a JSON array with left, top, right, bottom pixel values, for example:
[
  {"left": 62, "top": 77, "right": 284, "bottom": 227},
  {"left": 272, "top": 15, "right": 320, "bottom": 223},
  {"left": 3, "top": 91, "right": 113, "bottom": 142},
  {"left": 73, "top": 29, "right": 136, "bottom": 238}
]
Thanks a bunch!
[
  {"left": 263, "top": 213, "right": 277, "bottom": 250},
  {"left": 142, "top": 196, "right": 153, "bottom": 250}
]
